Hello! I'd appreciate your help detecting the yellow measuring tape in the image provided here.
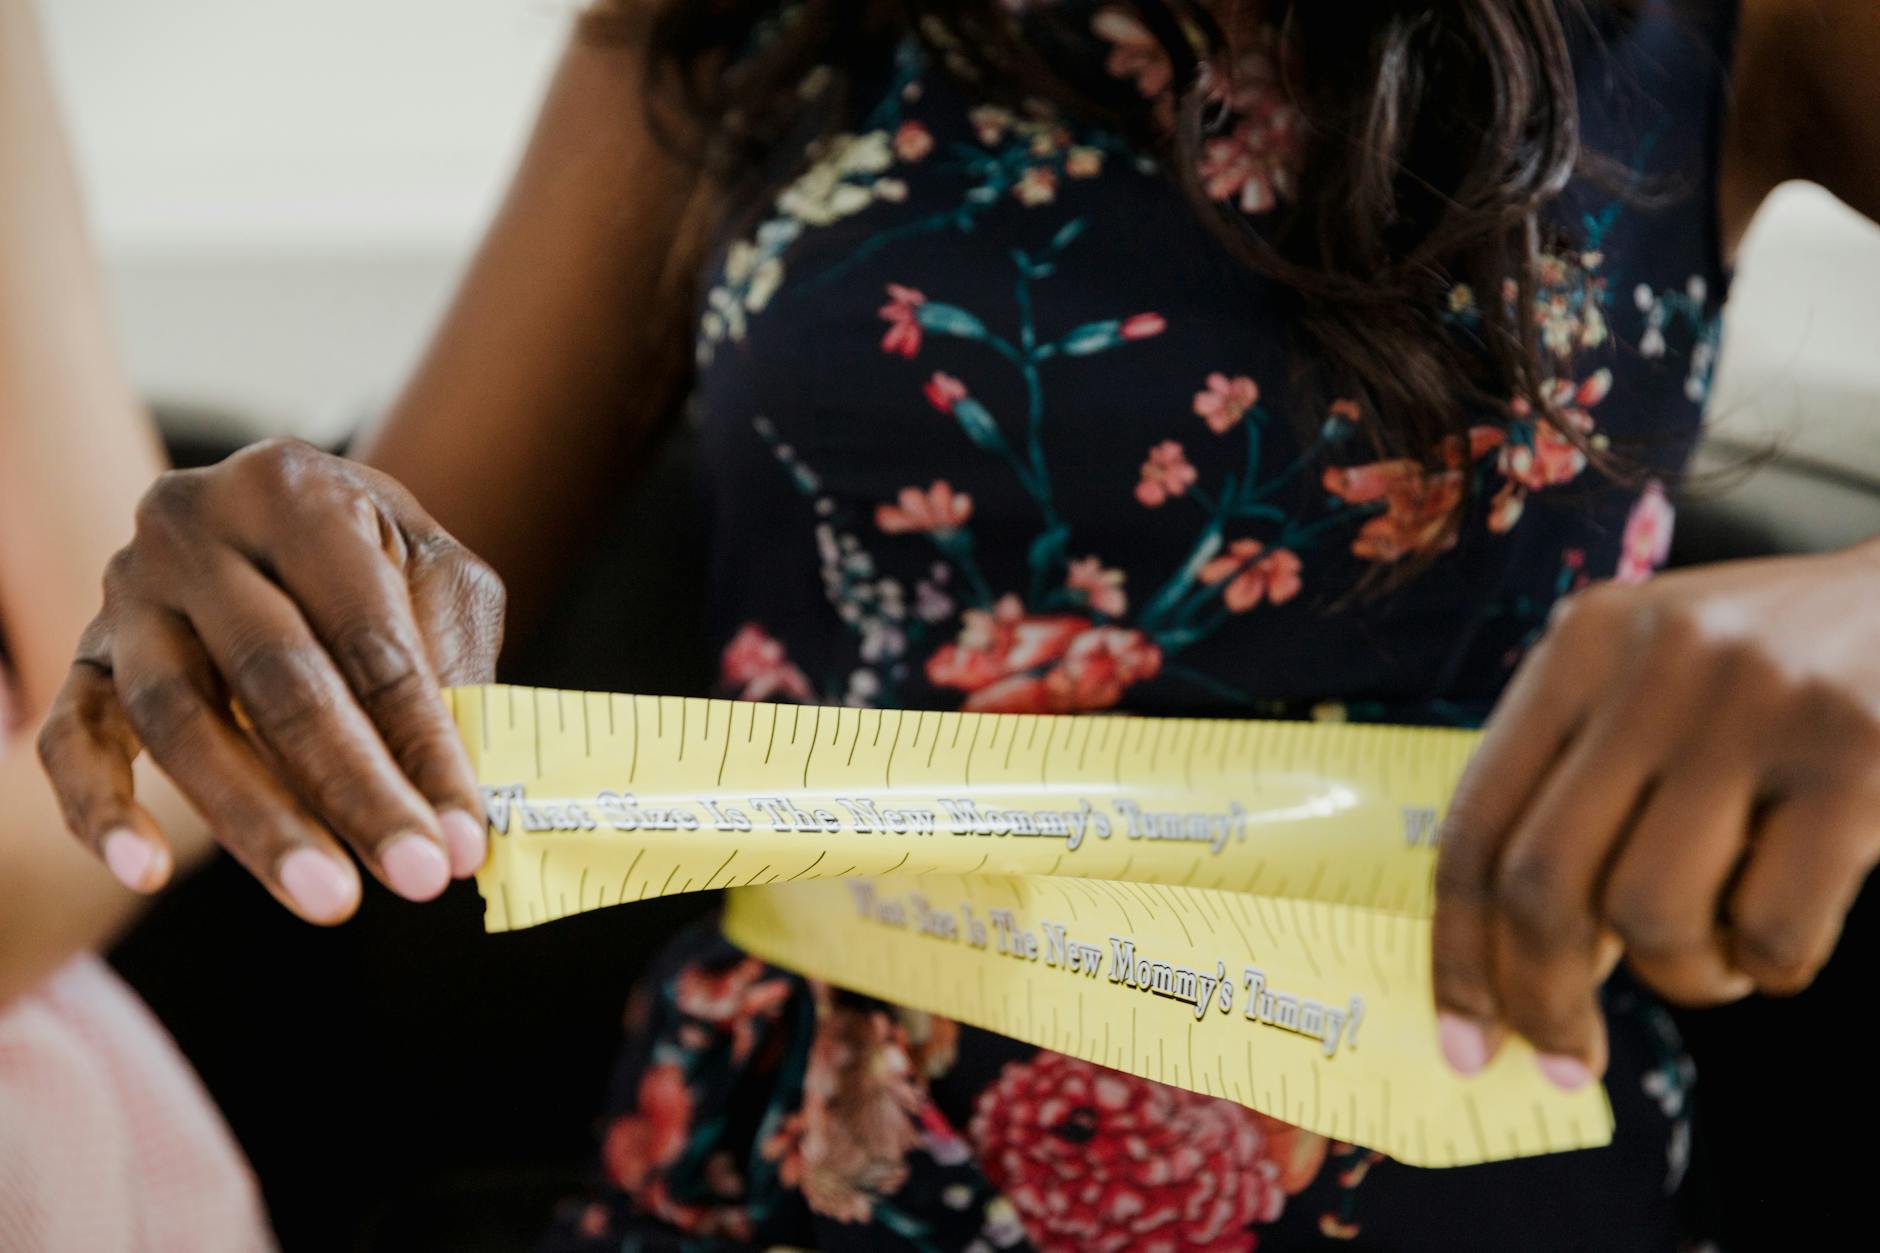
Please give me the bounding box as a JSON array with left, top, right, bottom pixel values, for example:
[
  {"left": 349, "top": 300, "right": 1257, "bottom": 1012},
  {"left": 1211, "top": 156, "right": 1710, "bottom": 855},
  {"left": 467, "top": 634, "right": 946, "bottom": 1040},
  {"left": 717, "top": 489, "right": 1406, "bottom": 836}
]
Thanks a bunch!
[{"left": 450, "top": 684, "right": 1612, "bottom": 1168}]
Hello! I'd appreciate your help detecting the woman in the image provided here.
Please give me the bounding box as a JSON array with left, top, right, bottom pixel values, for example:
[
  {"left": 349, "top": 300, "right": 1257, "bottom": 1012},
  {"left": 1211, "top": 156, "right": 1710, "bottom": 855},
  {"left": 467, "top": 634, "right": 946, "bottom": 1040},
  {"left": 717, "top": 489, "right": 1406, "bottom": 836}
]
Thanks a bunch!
[
  {"left": 1, "top": 0, "right": 273, "bottom": 1246},
  {"left": 35, "top": 0, "right": 1880, "bottom": 1248}
]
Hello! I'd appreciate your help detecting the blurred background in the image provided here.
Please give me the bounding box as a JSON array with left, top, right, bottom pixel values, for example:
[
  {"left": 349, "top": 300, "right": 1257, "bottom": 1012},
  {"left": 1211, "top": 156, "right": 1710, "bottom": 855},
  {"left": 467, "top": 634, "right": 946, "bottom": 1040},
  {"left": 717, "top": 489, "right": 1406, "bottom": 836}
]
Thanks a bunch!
[{"left": 30, "top": 3, "right": 1880, "bottom": 1250}]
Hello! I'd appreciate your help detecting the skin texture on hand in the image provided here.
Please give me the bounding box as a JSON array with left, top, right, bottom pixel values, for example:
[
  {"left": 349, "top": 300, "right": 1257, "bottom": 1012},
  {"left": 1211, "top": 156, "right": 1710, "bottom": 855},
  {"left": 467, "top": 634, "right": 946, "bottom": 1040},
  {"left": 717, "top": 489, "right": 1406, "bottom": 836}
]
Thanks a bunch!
[
  {"left": 37, "top": 441, "right": 506, "bottom": 925},
  {"left": 1432, "top": 540, "right": 1880, "bottom": 1087}
]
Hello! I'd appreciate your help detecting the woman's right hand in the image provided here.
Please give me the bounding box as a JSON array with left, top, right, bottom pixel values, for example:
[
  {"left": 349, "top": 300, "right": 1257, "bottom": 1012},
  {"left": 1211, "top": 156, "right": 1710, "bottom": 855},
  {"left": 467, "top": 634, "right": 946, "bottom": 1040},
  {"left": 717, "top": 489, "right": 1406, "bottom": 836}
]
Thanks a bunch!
[{"left": 36, "top": 438, "right": 507, "bottom": 924}]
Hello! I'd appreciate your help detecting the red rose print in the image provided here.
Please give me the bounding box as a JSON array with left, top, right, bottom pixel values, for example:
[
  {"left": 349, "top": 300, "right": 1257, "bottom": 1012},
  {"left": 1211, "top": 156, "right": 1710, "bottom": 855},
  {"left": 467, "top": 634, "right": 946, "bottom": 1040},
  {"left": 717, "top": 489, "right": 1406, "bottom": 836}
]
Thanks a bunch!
[
  {"left": 924, "top": 371, "right": 968, "bottom": 413},
  {"left": 603, "top": 1061, "right": 692, "bottom": 1193},
  {"left": 970, "top": 1053, "right": 1327, "bottom": 1253},
  {"left": 893, "top": 120, "right": 934, "bottom": 163},
  {"left": 720, "top": 624, "right": 815, "bottom": 703},
  {"left": 1120, "top": 312, "right": 1168, "bottom": 340},
  {"left": 926, "top": 595, "right": 1161, "bottom": 714},
  {"left": 879, "top": 284, "right": 927, "bottom": 358}
]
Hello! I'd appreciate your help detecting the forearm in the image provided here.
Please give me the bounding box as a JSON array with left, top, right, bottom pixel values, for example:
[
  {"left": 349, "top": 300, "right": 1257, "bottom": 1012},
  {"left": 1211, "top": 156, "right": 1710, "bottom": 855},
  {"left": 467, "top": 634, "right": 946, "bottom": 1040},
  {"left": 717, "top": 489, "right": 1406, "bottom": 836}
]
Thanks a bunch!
[
  {"left": 0, "top": 0, "right": 166, "bottom": 718},
  {"left": 354, "top": 27, "right": 707, "bottom": 639}
]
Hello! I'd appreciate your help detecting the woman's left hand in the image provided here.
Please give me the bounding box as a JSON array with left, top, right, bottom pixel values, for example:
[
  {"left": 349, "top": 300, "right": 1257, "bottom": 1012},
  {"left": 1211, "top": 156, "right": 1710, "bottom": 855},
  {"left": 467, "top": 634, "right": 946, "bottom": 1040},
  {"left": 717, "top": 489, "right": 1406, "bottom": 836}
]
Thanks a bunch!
[{"left": 1431, "top": 541, "right": 1880, "bottom": 1090}]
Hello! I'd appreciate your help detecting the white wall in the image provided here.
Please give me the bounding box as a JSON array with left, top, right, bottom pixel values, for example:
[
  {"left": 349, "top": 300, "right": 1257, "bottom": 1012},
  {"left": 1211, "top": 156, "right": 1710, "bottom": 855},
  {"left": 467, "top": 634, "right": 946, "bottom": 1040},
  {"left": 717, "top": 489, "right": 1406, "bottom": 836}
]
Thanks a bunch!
[
  {"left": 34, "top": 1, "right": 1880, "bottom": 462},
  {"left": 38, "top": 0, "right": 567, "bottom": 441}
]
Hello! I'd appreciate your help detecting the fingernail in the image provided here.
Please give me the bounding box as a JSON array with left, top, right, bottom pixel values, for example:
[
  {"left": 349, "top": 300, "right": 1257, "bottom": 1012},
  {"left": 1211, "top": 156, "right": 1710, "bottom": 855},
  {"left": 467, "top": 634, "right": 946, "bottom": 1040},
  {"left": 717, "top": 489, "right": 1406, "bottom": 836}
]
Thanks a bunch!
[
  {"left": 1537, "top": 1052, "right": 1594, "bottom": 1092},
  {"left": 103, "top": 829, "right": 157, "bottom": 892},
  {"left": 380, "top": 833, "right": 451, "bottom": 902},
  {"left": 439, "top": 809, "right": 487, "bottom": 879},
  {"left": 279, "top": 848, "right": 358, "bottom": 922},
  {"left": 1437, "top": 1012, "right": 1490, "bottom": 1076}
]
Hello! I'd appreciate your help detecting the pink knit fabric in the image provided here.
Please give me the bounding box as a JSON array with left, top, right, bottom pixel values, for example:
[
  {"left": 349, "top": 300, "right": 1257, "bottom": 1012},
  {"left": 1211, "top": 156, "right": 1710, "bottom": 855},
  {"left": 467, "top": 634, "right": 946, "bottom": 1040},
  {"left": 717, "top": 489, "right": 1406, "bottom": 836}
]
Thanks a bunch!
[{"left": 0, "top": 677, "right": 276, "bottom": 1251}]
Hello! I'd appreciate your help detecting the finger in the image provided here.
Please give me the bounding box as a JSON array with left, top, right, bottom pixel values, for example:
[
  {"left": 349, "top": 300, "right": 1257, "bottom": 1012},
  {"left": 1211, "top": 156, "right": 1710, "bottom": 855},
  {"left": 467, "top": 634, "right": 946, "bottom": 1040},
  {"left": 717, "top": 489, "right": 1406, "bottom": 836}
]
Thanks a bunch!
[
  {"left": 1602, "top": 752, "right": 1757, "bottom": 1007},
  {"left": 177, "top": 553, "right": 453, "bottom": 903},
  {"left": 1431, "top": 613, "right": 1607, "bottom": 1075},
  {"left": 1726, "top": 791, "right": 1880, "bottom": 995},
  {"left": 111, "top": 607, "right": 363, "bottom": 924},
  {"left": 37, "top": 658, "right": 173, "bottom": 892},
  {"left": 1486, "top": 655, "right": 1702, "bottom": 1082},
  {"left": 268, "top": 509, "right": 495, "bottom": 877},
  {"left": 407, "top": 534, "right": 505, "bottom": 687}
]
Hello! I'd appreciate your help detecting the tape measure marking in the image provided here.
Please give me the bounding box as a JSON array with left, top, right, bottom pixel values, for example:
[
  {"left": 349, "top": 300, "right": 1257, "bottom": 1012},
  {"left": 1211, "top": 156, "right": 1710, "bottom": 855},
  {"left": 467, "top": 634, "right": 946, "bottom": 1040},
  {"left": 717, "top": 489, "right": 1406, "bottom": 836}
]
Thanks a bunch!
[{"left": 454, "top": 685, "right": 1612, "bottom": 1168}]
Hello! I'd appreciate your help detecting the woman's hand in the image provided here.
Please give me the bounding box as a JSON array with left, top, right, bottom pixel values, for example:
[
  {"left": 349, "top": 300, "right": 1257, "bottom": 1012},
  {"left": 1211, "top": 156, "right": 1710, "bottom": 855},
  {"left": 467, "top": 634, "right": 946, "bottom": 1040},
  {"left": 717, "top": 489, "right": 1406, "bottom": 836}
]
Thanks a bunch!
[
  {"left": 1432, "top": 541, "right": 1880, "bottom": 1088},
  {"left": 36, "top": 438, "right": 506, "bottom": 924}
]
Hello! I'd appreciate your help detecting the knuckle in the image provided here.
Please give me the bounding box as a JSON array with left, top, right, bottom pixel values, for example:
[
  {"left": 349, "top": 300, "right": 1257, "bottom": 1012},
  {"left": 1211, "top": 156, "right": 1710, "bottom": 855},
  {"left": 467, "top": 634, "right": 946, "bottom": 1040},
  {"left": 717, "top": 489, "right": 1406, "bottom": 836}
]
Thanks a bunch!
[
  {"left": 228, "top": 436, "right": 326, "bottom": 492},
  {"left": 101, "top": 546, "right": 142, "bottom": 600},
  {"left": 228, "top": 641, "right": 335, "bottom": 739},
  {"left": 1551, "top": 583, "right": 1627, "bottom": 639},
  {"left": 34, "top": 709, "right": 86, "bottom": 777},
  {"left": 1732, "top": 918, "right": 1821, "bottom": 993},
  {"left": 1495, "top": 850, "right": 1588, "bottom": 950},
  {"left": 1637, "top": 603, "right": 1706, "bottom": 667},
  {"left": 120, "top": 672, "right": 206, "bottom": 752},
  {"left": 1501, "top": 993, "right": 1588, "bottom": 1050},
  {"left": 329, "top": 619, "right": 425, "bottom": 704},
  {"left": 132, "top": 470, "right": 208, "bottom": 546},
  {"left": 1430, "top": 955, "right": 1497, "bottom": 1018},
  {"left": 1605, "top": 888, "right": 1701, "bottom": 961}
]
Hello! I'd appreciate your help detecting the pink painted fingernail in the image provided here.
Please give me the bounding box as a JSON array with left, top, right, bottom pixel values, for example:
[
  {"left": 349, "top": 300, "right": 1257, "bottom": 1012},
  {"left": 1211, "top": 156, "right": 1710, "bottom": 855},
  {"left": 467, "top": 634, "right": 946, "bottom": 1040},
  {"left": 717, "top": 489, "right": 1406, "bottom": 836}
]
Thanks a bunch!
[
  {"left": 103, "top": 829, "right": 157, "bottom": 892},
  {"left": 279, "top": 848, "right": 358, "bottom": 922},
  {"left": 1537, "top": 1053, "right": 1594, "bottom": 1092},
  {"left": 439, "top": 809, "right": 487, "bottom": 879},
  {"left": 1438, "top": 1012, "right": 1490, "bottom": 1076},
  {"left": 380, "top": 833, "right": 451, "bottom": 902}
]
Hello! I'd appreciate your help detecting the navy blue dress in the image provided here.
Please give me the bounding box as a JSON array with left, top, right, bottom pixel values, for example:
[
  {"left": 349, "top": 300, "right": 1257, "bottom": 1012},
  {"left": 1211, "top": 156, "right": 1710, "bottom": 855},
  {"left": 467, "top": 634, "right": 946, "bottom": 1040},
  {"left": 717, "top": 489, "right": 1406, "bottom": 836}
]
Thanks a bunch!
[{"left": 548, "top": 4, "right": 1737, "bottom": 1248}]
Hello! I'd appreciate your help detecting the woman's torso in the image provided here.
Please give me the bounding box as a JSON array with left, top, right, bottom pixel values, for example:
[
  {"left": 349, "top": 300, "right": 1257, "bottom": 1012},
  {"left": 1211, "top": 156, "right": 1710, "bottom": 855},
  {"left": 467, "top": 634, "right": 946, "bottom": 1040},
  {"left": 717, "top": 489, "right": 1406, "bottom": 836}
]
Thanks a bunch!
[
  {"left": 692, "top": 0, "right": 1734, "bottom": 729},
  {"left": 549, "top": 4, "right": 1738, "bottom": 1250}
]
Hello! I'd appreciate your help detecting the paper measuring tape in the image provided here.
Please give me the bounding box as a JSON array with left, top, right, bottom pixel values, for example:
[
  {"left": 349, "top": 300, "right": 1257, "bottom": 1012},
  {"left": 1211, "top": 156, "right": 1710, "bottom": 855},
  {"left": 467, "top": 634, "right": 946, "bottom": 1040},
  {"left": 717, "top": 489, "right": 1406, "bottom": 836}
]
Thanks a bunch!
[{"left": 450, "top": 684, "right": 1613, "bottom": 1167}]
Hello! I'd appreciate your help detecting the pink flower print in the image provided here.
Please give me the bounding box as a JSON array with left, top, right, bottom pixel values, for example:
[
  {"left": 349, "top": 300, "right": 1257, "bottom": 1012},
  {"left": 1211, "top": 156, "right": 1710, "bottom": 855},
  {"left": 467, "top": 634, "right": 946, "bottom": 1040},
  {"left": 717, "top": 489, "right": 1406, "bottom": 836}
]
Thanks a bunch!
[
  {"left": 1197, "top": 39, "right": 1302, "bottom": 214},
  {"left": 1066, "top": 556, "right": 1127, "bottom": 617},
  {"left": 1194, "top": 372, "right": 1259, "bottom": 434},
  {"left": 1136, "top": 440, "right": 1196, "bottom": 507},
  {"left": 1199, "top": 540, "right": 1302, "bottom": 611},
  {"left": 1120, "top": 312, "right": 1167, "bottom": 340},
  {"left": 879, "top": 284, "right": 926, "bottom": 358},
  {"left": 720, "top": 624, "right": 815, "bottom": 702},
  {"left": 875, "top": 481, "right": 973, "bottom": 536},
  {"left": 1065, "top": 145, "right": 1104, "bottom": 179},
  {"left": 893, "top": 120, "right": 933, "bottom": 162},
  {"left": 923, "top": 371, "right": 968, "bottom": 413},
  {"left": 1615, "top": 480, "right": 1675, "bottom": 585},
  {"left": 1092, "top": 7, "right": 1173, "bottom": 99}
]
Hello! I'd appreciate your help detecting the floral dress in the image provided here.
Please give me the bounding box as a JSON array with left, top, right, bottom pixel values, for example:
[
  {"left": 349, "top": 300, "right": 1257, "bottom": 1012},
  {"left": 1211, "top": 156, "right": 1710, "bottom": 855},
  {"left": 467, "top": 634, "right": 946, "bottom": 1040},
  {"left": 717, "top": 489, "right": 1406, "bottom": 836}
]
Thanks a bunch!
[{"left": 545, "top": 3, "right": 1735, "bottom": 1249}]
